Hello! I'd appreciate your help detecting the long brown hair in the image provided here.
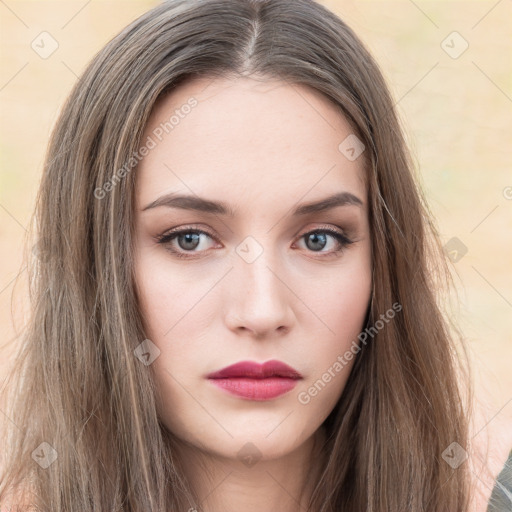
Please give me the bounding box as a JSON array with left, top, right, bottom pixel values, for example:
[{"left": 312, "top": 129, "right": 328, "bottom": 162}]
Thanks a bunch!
[{"left": 0, "top": 0, "right": 472, "bottom": 510}]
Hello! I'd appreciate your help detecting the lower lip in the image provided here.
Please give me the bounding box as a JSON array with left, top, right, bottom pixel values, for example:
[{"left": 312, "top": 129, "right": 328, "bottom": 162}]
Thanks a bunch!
[{"left": 208, "top": 377, "right": 299, "bottom": 400}]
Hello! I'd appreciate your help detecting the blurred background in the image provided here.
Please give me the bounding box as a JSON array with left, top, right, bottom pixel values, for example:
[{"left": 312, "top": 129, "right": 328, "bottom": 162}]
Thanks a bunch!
[{"left": 1, "top": 0, "right": 511, "bottom": 461}]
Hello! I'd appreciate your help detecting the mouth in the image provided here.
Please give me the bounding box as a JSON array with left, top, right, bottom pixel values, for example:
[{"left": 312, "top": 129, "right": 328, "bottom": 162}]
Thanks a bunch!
[{"left": 206, "top": 359, "right": 303, "bottom": 401}]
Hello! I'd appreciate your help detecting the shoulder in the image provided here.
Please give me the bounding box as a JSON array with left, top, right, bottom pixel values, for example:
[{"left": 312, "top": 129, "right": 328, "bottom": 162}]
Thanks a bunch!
[{"left": 487, "top": 449, "right": 512, "bottom": 512}]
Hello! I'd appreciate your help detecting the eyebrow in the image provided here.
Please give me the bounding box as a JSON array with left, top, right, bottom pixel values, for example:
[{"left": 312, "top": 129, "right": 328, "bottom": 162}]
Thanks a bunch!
[{"left": 142, "top": 191, "right": 363, "bottom": 216}]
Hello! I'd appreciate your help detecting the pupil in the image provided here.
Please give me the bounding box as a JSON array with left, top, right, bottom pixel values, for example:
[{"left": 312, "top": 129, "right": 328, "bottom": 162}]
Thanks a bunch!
[{"left": 307, "top": 233, "right": 326, "bottom": 251}]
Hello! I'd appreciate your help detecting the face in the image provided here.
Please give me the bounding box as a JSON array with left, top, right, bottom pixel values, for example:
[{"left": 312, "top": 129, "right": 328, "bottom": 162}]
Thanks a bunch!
[{"left": 133, "top": 75, "right": 372, "bottom": 464}]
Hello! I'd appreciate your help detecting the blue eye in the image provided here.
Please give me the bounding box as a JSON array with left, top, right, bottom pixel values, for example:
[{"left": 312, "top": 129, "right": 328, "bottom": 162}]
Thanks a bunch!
[
  {"left": 156, "top": 228, "right": 217, "bottom": 258},
  {"left": 297, "top": 228, "right": 354, "bottom": 255},
  {"left": 156, "top": 226, "right": 354, "bottom": 259}
]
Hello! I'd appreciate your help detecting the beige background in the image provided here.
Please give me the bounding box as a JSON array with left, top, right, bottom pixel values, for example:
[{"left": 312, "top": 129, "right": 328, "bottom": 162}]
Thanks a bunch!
[{"left": 1, "top": 0, "right": 511, "bottom": 488}]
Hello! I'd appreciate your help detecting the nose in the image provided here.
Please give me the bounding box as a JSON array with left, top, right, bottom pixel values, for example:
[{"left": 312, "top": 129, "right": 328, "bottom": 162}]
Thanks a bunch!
[{"left": 223, "top": 247, "right": 295, "bottom": 339}]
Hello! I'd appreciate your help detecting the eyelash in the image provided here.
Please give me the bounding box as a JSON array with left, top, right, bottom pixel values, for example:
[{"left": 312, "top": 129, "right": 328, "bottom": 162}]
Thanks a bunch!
[{"left": 155, "top": 225, "right": 354, "bottom": 260}]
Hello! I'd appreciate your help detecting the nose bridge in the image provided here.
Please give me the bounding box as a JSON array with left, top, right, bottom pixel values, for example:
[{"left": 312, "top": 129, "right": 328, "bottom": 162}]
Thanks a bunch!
[{"left": 224, "top": 235, "right": 293, "bottom": 334}]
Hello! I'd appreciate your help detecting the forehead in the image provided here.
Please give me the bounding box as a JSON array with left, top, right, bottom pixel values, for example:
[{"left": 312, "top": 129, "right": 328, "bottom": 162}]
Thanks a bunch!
[{"left": 135, "top": 75, "right": 367, "bottom": 211}]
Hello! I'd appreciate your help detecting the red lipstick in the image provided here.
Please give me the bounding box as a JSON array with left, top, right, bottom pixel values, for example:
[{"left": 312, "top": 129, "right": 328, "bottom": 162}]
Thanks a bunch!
[{"left": 207, "top": 360, "right": 302, "bottom": 401}]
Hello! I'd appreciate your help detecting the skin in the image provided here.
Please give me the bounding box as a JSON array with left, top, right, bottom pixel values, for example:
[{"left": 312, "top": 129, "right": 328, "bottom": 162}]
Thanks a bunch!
[{"left": 133, "top": 75, "right": 372, "bottom": 512}]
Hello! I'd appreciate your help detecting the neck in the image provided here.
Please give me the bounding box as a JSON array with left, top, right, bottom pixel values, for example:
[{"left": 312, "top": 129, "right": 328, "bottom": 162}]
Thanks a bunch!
[{"left": 175, "top": 426, "right": 328, "bottom": 512}]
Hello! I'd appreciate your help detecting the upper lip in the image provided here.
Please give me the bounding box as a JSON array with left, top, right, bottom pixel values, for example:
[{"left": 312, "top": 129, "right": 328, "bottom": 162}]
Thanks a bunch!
[{"left": 207, "top": 360, "right": 303, "bottom": 379}]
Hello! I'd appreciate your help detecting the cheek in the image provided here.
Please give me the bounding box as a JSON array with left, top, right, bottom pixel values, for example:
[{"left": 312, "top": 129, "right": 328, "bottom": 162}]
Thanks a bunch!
[
  {"left": 330, "top": 271, "right": 371, "bottom": 344},
  {"left": 134, "top": 248, "right": 212, "bottom": 339},
  {"left": 299, "top": 248, "right": 372, "bottom": 348},
  {"left": 134, "top": 257, "right": 215, "bottom": 441},
  {"left": 294, "top": 260, "right": 371, "bottom": 411}
]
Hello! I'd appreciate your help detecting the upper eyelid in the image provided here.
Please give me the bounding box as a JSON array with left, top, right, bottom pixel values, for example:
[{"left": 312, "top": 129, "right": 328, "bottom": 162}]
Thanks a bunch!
[
  {"left": 159, "top": 224, "right": 348, "bottom": 239},
  {"left": 158, "top": 225, "right": 218, "bottom": 241}
]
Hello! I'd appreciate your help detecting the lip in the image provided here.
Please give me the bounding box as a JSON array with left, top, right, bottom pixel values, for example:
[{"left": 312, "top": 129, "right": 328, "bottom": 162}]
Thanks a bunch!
[{"left": 207, "top": 360, "right": 303, "bottom": 401}]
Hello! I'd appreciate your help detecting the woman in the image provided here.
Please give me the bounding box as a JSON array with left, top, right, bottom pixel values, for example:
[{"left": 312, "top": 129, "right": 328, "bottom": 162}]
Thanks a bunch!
[{"left": 0, "top": 0, "right": 505, "bottom": 510}]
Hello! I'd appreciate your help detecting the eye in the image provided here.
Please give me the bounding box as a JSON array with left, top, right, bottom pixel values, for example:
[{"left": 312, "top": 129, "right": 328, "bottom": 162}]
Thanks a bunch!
[
  {"left": 156, "top": 227, "right": 219, "bottom": 259},
  {"left": 156, "top": 225, "right": 355, "bottom": 259},
  {"left": 294, "top": 227, "right": 354, "bottom": 257}
]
